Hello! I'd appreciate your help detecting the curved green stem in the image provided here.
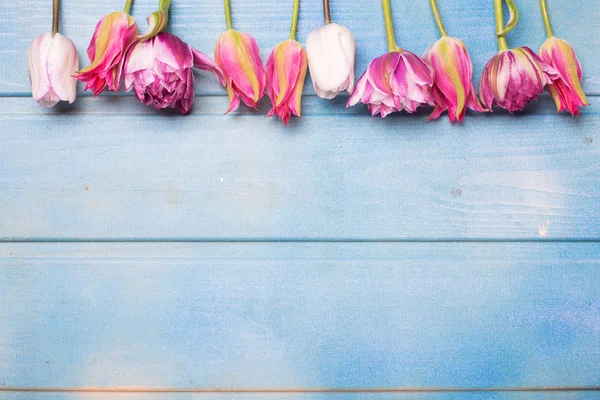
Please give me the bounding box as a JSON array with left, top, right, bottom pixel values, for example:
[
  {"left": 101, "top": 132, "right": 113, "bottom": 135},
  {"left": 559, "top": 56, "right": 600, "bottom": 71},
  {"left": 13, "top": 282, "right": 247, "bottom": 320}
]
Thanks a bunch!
[
  {"left": 289, "top": 0, "right": 300, "bottom": 40},
  {"left": 429, "top": 0, "right": 448, "bottom": 37},
  {"left": 381, "top": 0, "right": 398, "bottom": 52},
  {"left": 540, "top": 0, "right": 554, "bottom": 38},
  {"left": 494, "top": 0, "right": 509, "bottom": 51},
  {"left": 323, "top": 0, "right": 331, "bottom": 24},
  {"left": 496, "top": 0, "right": 519, "bottom": 36},
  {"left": 224, "top": 0, "right": 233, "bottom": 30},
  {"left": 52, "top": 0, "right": 59, "bottom": 35},
  {"left": 123, "top": 0, "right": 133, "bottom": 14}
]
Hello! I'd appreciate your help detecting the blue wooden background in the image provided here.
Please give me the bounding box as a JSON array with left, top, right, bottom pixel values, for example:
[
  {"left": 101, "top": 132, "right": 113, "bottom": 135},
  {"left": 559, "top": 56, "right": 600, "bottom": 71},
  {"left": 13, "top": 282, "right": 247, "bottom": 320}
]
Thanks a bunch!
[{"left": 1, "top": 0, "right": 599, "bottom": 399}]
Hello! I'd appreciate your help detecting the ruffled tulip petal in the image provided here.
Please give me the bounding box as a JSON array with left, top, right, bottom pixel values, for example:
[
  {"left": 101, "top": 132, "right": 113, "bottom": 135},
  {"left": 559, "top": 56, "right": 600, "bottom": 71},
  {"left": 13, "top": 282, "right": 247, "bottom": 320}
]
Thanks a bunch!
[{"left": 191, "top": 48, "right": 225, "bottom": 86}]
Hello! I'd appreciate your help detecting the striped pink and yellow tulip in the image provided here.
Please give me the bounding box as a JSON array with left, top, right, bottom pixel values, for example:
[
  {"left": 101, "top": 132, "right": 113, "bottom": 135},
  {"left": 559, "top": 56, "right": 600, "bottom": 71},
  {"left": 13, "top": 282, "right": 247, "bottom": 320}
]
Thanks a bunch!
[
  {"left": 76, "top": 11, "right": 138, "bottom": 95},
  {"left": 423, "top": 36, "right": 484, "bottom": 123},
  {"left": 539, "top": 37, "right": 588, "bottom": 116},
  {"left": 347, "top": 50, "right": 434, "bottom": 118},
  {"left": 214, "top": 29, "right": 266, "bottom": 113},
  {"left": 479, "top": 47, "right": 558, "bottom": 113},
  {"left": 265, "top": 39, "right": 308, "bottom": 126}
]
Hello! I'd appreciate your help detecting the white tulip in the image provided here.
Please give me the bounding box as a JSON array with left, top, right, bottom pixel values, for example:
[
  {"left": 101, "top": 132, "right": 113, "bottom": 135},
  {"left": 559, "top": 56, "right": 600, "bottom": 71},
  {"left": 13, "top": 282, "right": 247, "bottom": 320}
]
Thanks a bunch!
[
  {"left": 28, "top": 32, "right": 79, "bottom": 107},
  {"left": 306, "top": 23, "right": 355, "bottom": 99}
]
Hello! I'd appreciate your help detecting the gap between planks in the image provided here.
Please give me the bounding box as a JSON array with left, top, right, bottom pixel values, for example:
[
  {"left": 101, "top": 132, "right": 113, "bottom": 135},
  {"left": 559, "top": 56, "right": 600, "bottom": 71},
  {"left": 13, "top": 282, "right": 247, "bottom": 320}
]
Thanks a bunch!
[{"left": 1, "top": 387, "right": 600, "bottom": 393}]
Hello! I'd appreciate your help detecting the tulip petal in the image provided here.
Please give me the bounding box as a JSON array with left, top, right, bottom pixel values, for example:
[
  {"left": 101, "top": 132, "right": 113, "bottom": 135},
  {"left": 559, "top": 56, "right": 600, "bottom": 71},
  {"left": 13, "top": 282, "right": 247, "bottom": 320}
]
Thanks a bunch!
[
  {"left": 28, "top": 33, "right": 54, "bottom": 104},
  {"left": 46, "top": 33, "right": 79, "bottom": 104}
]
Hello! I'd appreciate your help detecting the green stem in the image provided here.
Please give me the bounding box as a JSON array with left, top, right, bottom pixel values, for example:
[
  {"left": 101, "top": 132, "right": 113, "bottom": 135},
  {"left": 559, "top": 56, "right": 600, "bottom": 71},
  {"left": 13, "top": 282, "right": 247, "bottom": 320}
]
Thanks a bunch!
[
  {"left": 224, "top": 0, "right": 233, "bottom": 30},
  {"left": 429, "top": 0, "right": 448, "bottom": 37},
  {"left": 381, "top": 0, "right": 398, "bottom": 52},
  {"left": 52, "top": 0, "right": 59, "bottom": 35},
  {"left": 323, "top": 0, "right": 331, "bottom": 24},
  {"left": 494, "top": 0, "right": 508, "bottom": 51},
  {"left": 540, "top": 0, "right": 554, "bottom": 38},
  {"left": 123, "top": 0, "right": 133, "bottom": 14},
  {"left": 289, "top": 0, "right": 300, "bottom": 40}
]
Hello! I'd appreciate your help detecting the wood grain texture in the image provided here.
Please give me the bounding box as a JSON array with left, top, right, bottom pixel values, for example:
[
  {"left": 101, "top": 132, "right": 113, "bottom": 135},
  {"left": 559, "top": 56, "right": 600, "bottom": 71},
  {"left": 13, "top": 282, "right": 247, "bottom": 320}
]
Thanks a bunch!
[
  {"left": 1, "top": 96, "right": 598, "bottom": 240},
  {"left": 3, "top": 0, "right": 599, "bottom": 95},
  {"left": 1, "top": 242, "right": 599, "bottom": 389}
]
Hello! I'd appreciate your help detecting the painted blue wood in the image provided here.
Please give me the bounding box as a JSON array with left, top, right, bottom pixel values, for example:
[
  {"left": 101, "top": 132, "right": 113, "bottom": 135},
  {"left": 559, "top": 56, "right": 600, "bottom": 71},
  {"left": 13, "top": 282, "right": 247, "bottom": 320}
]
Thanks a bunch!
[
  {"left": 1, "top": 242, "right": 599, "bottom": 389},
  {"left": 3, "top": 0, "right": 599, "bottom": 95},
  {"left": 0, "top": 96, "right": 598, "bottom": 240},
  {"left": 1, "top": 392, "right": 600, "bottom": 400},
  {"left": 2, "top": 0, "right": 600, "bottom": 395}
]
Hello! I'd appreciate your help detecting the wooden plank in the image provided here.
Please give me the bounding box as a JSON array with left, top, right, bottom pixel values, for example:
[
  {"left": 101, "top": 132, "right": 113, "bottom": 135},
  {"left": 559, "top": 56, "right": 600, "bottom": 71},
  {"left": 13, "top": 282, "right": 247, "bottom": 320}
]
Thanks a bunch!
[
  {"left": 1, "top": 96, "right": 598, "bottom": 240},
  {"left": 3, "top": 0, "right": 599, "bottom": 95},
  {"left": 1, "top": 242, "right": 599, "bottom": 389},
  {"left": 1, "top": 391, "right": 600, "bottom": 400}
]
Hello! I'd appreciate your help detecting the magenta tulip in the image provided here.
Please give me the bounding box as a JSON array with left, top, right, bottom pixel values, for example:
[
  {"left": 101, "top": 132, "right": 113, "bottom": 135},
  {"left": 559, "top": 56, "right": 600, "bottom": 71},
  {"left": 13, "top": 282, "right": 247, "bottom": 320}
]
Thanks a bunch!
[
  {"left": 423, "top": 36, "right": 484, "bottom": 123},
  {"left": 539, "top": 37, "right": 588, "bottom": 116},
  {"left": 479, "top": 47, "right": 557, "bottom": 113},
  {"left": 214, "top": 30, "right": 266, "bottom": 113},
  {"left": 123, "top": 32, "right": 225, "bottom": 114},
  {"left": 265, "top": 39, "right": 308, "bottom": 125},
  {"left": 347, "top": 50, "right": 434, "bottom": 117},
  {"left": 76, "top": 11, "right": 138, "bottom": 95}
]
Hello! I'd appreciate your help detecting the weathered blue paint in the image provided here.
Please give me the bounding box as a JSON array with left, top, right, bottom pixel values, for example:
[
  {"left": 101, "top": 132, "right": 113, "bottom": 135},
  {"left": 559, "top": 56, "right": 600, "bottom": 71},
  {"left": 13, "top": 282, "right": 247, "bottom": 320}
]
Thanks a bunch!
[{"left": 1, "top": 0, "right": 599, "bottom": 397}]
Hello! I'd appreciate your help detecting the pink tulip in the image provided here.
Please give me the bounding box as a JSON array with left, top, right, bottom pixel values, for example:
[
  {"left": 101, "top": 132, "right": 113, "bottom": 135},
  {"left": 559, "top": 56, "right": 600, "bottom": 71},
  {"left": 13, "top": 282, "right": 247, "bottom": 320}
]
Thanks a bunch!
[
  {"left": 539, "top": 37, "right": 588, "bottom": 116},
  {"left": 347, "top": 50, "right": 434, "bottom": 117},
  {"left": 423, "top": 36, "right": 484, "bottom": 123},
  {"left": 265, "top": 39, "right": 308, "bottom": 126},
  {"left": 214, "top": 30, "right": 266, "bottom": 113},
  {"left": 479, "top": 46, "right": 558, "bottom": 113},
  {"left": 123, "top": 32, "right": 225, "bottom": 114},
  {"left": 76, "top": 11, "right": 138, "bottom": 95},
  {"left": 28, "top": 32, "right": 79, "bottom": 107}
]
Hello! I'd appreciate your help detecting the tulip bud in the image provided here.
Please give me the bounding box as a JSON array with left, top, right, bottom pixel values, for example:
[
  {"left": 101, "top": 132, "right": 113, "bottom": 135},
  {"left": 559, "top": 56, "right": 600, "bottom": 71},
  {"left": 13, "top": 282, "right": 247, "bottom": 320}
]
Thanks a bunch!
[
  {"left": 28, "top": 33, "right": 79, "bottom": 108},
  {"left": 306, "top": 22, "right": 355, "bottom": 99},
  {"left": 539, "top": 37, "right": 588, "bottom": 116},
  {"left": 423, "top": 36, "right": 484, "bottom": 123},
  {"left": 123, "top": 32, "right": 225, "bottom": 114},
  {"left": 265, "top": 39, "right": 308, "bottom": 125},
  {"left": 214, "top": 30, "right": 266, "bottom": 113},
  {"left": 347, "top": 50, "right": 434, "bottom": 117},
  {"left": 479, "top": 47, "right": 558, "bottom": 113},
  {"left": 76, "top": 11, "right": 138, "bottom": 95}
]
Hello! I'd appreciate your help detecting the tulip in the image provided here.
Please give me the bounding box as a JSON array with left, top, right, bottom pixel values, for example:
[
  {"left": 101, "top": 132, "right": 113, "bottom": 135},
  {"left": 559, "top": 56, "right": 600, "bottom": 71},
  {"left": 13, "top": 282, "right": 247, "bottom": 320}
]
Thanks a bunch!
[
  {"left": 347, "top": 50, "right": 434, "bottom": 118},
  {"left": 214, "top": 29, "right": 266, "bottom": 113},
  {"left": 123, "top": 32, "right": 225, "bottom": 114},
  {"left": 76, "top": 11, "right": 138, "bottom": 95},
  {"left": 265, "top": 39, "right": 308, "bottom": 125},
  {"left": 479, "top": 47, "right": 557, "bottom": 113},
  {"left": 28, "top": 33, "right": 79, "bottom": 107},
  {"left": 423, "top": 37, "right": 484, "bottom": 123},
  {"left": 306, "top": 22, "right": 355, "bottom": 99},
  {"left": 537, "top": 0, "right": 588, "bottom": 116},
  {"left": 424, "top": 0, "right": 484, "bottom": 122}
]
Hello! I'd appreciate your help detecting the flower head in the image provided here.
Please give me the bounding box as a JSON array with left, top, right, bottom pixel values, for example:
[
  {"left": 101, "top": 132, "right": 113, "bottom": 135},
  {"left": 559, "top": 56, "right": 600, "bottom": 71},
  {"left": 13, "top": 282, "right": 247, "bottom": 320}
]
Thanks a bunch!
[
  {"left": 539, "top": 37, "right": 588, "bottom": 115},
  {"left": 214, "top": 29, "right": 266, "bottom": 113},
  {"left": 423, "top": 36, "right": 484, "bottom": 122},
  {"left": 123, "top": 32, "right": 225, "bottom": 114},
  {"left": 347, "top": 50, "right": 434, "bottom": 117},
  {"left": 306, "top": 22, "right": 355, "bottom": 99},
  {"left": 479, "top": 46, "right": 558, "bottom": 113},
  {"left": 76, "top": 11, "right": 138, "bottom": 95},
  {"left": 265, "top": 39, "right": 308, "bottom": 125},
  {"left": 28, "top": 32, "right": 79, "bottom": 107}
]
